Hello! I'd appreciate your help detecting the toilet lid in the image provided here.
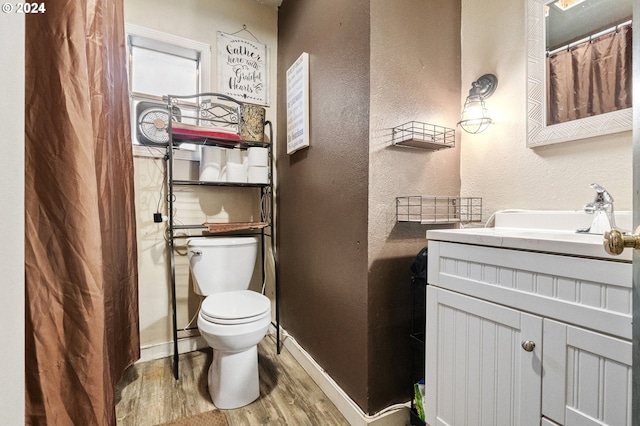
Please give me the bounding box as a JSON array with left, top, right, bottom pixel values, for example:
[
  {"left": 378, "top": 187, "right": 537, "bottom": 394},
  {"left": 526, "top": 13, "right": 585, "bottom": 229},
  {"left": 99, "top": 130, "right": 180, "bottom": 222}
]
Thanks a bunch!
[{"left": 200, "top": 290, "right": 271, "bottom": 324}]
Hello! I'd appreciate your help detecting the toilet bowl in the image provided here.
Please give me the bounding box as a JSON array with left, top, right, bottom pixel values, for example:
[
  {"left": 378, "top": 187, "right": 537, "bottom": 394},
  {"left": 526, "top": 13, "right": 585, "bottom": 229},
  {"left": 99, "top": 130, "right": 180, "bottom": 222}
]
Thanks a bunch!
[
  {"left": 187, "top": 237, "right": 271, "bottom": 409},
  {"left": 197, "top": 290, "right": 271, "bottom": 408}
]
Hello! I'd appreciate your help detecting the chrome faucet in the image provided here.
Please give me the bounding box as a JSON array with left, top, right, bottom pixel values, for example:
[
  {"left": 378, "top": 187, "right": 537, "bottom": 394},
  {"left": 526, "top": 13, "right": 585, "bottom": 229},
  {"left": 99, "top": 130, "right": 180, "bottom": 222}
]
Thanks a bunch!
[{"left": 577, "top": 183, "right": 618, "bottom": 234}]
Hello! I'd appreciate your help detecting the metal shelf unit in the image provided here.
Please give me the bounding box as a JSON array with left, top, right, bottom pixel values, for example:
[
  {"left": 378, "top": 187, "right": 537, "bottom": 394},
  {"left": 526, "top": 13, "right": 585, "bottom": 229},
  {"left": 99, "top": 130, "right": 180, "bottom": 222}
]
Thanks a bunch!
[
  {"left": 391, "top": 121, "right": 455, "bottom": 151},
  {"left": 396, "top": 196, "right": 482, "bottom": 224},
  {"left": 165, "top": 92, "right": 279, "bottom": 380}
]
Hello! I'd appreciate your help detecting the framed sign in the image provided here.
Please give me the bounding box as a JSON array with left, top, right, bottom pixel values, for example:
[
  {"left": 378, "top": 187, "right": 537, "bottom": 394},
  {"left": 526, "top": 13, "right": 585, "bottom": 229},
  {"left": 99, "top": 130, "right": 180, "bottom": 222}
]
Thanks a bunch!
[
  {"left": 217, "top": 32, "right": 269, "bottom": 106},
  {"left": 286, "top": 52, "right": 309, "bottom": 155}
]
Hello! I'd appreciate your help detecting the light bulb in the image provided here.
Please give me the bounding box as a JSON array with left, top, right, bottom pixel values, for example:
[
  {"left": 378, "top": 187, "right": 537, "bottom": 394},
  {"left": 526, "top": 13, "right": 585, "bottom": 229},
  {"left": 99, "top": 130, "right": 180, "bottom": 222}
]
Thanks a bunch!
[{"left": 458, "top": 97, "right": 492, "bottom": 134}]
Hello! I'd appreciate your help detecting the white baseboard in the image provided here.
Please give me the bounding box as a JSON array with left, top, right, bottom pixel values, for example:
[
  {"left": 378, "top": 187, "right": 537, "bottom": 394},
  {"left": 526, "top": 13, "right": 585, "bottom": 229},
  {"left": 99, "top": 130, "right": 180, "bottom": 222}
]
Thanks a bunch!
[
  {"left": 138, "top": 335, "right": 208, "bottom": 363},
  {"left": 269, "top": 327, "right": 410, "bottom": 426}
]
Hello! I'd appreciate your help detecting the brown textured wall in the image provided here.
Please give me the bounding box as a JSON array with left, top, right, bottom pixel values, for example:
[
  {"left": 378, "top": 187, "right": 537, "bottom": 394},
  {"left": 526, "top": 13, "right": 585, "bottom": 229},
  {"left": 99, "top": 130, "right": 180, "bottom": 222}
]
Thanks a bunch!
[{"left": 277, "top": 0, "right": 371, "bottom": 410}]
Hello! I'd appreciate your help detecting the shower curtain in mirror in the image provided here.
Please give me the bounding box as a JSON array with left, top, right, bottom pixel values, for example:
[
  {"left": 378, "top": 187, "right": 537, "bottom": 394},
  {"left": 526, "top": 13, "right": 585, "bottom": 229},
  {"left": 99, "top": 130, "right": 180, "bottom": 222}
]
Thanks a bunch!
[
  {"left": 547, "top": 24, "right": 632, "bottom": 125},
  {"left": 24, "top": 1, "right": 139, "bottom": 425}
]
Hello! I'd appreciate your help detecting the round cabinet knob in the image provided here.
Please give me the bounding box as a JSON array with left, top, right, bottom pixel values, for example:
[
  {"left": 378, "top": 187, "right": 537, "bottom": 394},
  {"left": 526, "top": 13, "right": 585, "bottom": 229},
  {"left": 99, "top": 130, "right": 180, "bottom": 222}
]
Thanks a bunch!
[{"left": 521, "top": 340, "right": 536, "bottom": 352}]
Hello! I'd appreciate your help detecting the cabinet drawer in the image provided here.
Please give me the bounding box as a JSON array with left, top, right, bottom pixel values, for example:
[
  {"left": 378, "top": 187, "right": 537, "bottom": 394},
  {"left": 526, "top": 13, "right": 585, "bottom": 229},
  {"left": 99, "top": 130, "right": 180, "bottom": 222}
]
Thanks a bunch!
[{"left": 427, "top": 241, "right": 631, "bottom": 339}]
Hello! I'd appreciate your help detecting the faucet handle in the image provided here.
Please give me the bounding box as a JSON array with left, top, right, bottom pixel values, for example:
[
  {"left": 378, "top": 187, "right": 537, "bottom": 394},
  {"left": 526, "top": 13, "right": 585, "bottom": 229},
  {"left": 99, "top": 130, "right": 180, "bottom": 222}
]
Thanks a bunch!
[{"left": 590, "top": 183, "right": 613, "bottom": 204}]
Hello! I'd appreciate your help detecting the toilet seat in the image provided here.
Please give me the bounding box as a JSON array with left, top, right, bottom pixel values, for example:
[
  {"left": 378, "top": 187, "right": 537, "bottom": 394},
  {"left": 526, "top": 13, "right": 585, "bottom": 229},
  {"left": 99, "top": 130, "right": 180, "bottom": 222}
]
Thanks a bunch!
[{"left": 200, "top": 290, "right": 271, "bottom": 325}]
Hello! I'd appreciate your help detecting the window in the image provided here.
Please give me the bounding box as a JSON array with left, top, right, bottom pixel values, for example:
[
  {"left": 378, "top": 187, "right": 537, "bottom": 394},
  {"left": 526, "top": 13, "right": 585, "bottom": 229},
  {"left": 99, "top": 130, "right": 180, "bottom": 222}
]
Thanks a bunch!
[
  {"left": 125, "top": 24, "right": 211, "bottom": 151},
  {"left": 130, "top": 46, "right": 198, "bottom": 97}
]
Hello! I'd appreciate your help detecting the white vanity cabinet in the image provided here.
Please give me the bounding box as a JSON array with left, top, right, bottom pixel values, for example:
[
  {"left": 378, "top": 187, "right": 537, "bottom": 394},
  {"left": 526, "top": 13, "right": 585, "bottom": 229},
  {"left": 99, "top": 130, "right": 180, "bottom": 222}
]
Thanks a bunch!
[{"left": 425, "top": 231, "right": 632, "bottom": 426}]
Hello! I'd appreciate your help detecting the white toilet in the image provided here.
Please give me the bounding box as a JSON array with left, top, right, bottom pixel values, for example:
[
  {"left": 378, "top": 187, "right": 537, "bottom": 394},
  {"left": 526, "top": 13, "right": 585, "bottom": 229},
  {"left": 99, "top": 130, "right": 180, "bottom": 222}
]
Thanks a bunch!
[{"left": 187, "top": 236, "right": 271, "bottom": 409}]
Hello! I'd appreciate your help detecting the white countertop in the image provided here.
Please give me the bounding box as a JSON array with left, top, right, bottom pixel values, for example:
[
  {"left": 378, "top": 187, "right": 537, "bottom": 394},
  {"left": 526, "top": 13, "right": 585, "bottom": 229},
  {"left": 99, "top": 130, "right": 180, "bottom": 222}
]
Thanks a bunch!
[{"left": 426, "top": 210, "right": 632, "bottom": 262}]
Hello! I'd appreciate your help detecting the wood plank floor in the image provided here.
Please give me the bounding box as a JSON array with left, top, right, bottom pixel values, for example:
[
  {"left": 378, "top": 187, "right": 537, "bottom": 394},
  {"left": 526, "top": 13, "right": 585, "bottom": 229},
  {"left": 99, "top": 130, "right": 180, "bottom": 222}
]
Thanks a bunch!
[{"left": 115, "top": 334, "right": 350, "bottom": 426}]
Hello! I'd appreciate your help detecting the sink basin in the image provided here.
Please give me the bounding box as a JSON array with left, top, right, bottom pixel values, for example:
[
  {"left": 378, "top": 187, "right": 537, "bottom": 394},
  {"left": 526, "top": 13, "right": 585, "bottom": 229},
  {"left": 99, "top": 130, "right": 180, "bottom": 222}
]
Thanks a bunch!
[
  {"left": 493, "top": 209, "right": 632, "bottom": 233},
  {"left": 427, "top": 210, "right": 632, "bottom": 261}
]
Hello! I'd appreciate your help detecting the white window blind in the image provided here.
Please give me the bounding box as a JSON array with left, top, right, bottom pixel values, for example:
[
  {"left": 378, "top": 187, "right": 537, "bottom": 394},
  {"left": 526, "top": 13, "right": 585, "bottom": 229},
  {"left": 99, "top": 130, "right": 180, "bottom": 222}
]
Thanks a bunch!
[{"left": 130, "top": 46, "right": 198, "bottom": 97}]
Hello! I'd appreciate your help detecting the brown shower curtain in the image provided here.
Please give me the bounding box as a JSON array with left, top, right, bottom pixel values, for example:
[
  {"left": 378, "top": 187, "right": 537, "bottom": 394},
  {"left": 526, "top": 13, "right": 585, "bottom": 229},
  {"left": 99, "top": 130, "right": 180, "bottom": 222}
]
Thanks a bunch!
[
  {"left": 24, "top": 1, "right": 140, "bottom": 425},
  {"left": 547, "top": 24, "right": 632, "bottom": 125}
]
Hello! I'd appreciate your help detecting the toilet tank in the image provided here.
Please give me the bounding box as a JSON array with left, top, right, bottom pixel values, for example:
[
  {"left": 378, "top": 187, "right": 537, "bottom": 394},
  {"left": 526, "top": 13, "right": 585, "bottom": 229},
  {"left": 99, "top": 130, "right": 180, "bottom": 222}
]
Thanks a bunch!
[{"left": 186, "top": 237, "right": 258, "bottom": 295}]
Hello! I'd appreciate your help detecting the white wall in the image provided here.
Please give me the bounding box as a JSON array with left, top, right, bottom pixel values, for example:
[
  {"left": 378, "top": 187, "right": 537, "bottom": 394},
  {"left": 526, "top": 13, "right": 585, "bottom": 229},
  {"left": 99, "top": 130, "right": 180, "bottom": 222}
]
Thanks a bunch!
[
  {"left": 460, "top": 0, "right": 632, "bottom": 219},
  {"left": 0, "top": 12, "right": 25, "bottom": 426},
  {"left": 124, "top": 0, "right": 278, "bottom": 354}
]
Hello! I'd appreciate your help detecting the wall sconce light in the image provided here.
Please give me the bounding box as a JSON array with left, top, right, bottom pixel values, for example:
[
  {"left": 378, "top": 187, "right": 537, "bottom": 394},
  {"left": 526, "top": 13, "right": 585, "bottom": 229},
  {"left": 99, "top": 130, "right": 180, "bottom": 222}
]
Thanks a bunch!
[{"left": 458, "top": 74, "right": 498, "bottom": 134}]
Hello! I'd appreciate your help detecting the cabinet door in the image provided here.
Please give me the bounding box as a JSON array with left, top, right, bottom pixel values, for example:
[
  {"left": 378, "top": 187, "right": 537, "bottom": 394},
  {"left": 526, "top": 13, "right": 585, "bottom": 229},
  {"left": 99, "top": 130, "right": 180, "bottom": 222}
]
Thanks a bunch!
[
  {"left": 425, "top": 287, "right": 542, "bottom": 426},
  {"left": 543, "top": 319, "right": 632, "bottom": 426}
]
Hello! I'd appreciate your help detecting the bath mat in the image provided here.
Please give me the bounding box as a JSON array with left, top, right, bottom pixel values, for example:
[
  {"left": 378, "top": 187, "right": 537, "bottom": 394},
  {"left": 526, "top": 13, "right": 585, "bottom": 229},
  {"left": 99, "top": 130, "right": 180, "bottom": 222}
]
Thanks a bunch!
[{"left": 155, "top": 409, "right": 228, "bottom": 426}]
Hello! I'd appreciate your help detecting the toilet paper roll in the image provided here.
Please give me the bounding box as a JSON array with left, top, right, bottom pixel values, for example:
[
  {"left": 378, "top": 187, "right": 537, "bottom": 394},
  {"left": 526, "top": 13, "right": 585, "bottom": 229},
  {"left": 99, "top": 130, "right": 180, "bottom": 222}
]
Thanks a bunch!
[
  {"left": 225, "top": 162, "right": 248, "bottom": 183},
  {"left": 247, "top": 147, "right": 269, "bottom": 167},
  {"left": 200, "top": 146, "right": 225, "bottom": 168},
  {"left": 226, "top": 148, "right": 243, "bottom": 164},
  {"left": 247, "top": 165, "right": 269, "bottom": 184},
  {"left": 199, "top": 164, "right": 221, "bottom": 182}
]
